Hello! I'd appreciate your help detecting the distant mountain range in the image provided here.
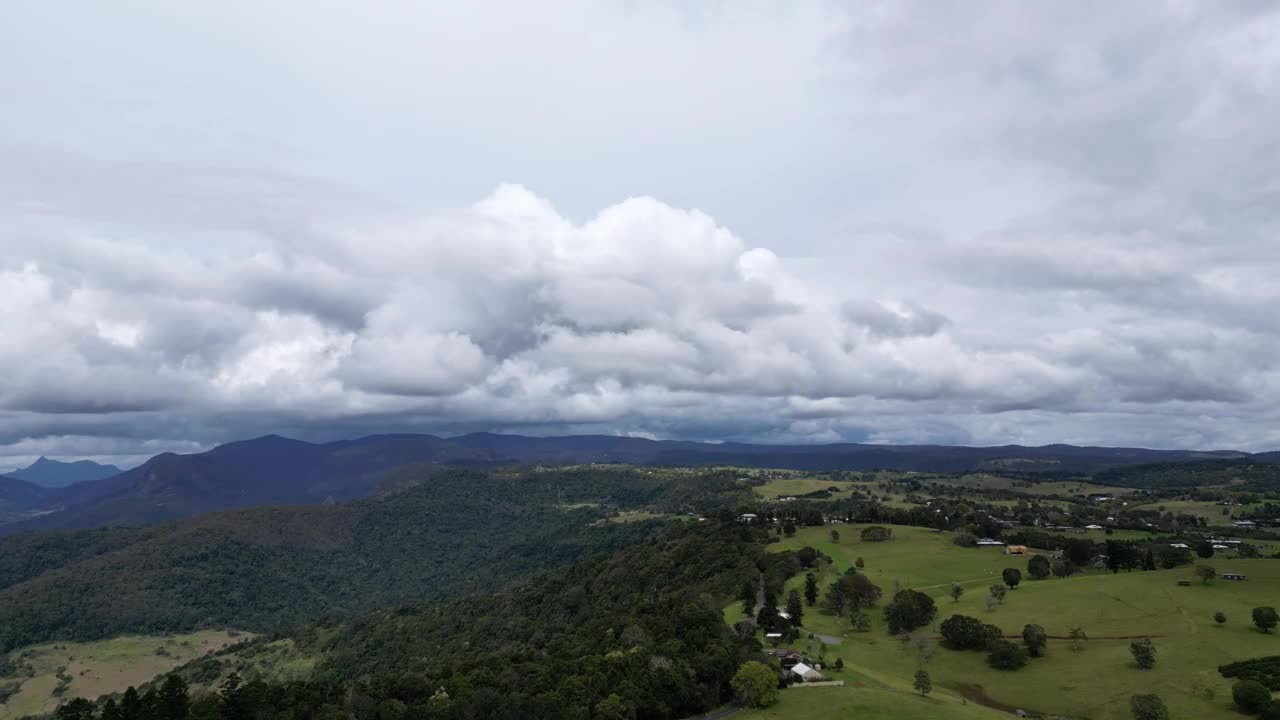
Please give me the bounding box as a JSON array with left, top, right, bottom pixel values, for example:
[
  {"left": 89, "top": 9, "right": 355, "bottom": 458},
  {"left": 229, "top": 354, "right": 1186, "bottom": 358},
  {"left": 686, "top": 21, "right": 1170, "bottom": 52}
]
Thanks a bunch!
[
  {"left": 8, "top": 456, "right": 122, "bottom": 488},
  {"left": 0, "top": 432, "right": 1264, "bottom": 535}
]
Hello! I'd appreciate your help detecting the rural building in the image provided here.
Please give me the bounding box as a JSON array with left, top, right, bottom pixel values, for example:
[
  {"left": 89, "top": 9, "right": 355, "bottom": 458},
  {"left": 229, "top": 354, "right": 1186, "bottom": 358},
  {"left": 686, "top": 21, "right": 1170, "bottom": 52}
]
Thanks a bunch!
[
  {"left": 738, "top": 513, "right": 758, "bottom": 522},
  {"left": 1232, "top": 520, "right": 1257, "bottom": 528},
  {"left": 1223, "top": 573, "right": 1248, "bottom": 581},
  {"left": 1169, "top": 543, "right": 1189, "bottom": 549},
  {"left": 790, "top": 662, "right": 824, "bottom": 682},
  {"left": 1085, "top": 524, "right": 1103, "bottom": 530},
  {"left": 976, "top": 538, "right": 1005, "bottom": 546},
  {"left": 1005, "top": 545, "right": 1030, "bottom": 555}
]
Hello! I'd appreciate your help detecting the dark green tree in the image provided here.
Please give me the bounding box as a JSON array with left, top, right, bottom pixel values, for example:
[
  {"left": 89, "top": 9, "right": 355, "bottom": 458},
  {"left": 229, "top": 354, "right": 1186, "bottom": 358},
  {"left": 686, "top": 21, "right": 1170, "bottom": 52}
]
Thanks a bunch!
[
  {"left": 1027, "top": 555, "right": 1051, "bottom": 579},
  {"left": 1002, "top": 568, "right": 1022, "bottom": 589},
  {"left": 740, "top": 579, "right": 758, "bottom": 615},
  {"left": 1130, "top": 639, "right": 1156, "bottom": 669},
  {"left": 55, "top": 698, "right": 95, "bottom": 720},
  {"left": 1142, "top": 549, "right": 1157, "bottom": 571},
  {"left": 121, "top": 686, "right": 143, "bottom": 720},
  {"left": 940, "top": 614, "right": 998, "bottom": 650},
  {"left": 1022, "top": 624, "right": 1047, "bottom": 657},
  {"left": 1253, "top": 606, "right": 1278, "bottom": 633},
  {"left": 1065, "top": 539, "right": 1094, "bottom": 566},
  {"left": 157, "top": 674, "right": 190, "bottom": 719},
  {"left": 786, "top": 589, "right": 804, "bottom": 628},
  {"left": 1214, "top": 611, "right": 1226, "bottom": 626},
  {"left": 913, "top": 669, "right": 932, "bottom": 697},
  {"left": 986, "top": 640, "right": 1028, "bottom": 670},
  {"left": 1195, "top": 540, "right": 1214, "bottom": 559},
  {"left": 803, "top": 573, "right": 818, "bottom": 606},
  {"left": 1233, "top": 679, "right": 1272, "bottom": 714},
  {"left": 884, "top": 589, "right": 936, "bottom": 634},
  {"left": 1195, "top": 564, "right": 1216, "bottom": 584}
]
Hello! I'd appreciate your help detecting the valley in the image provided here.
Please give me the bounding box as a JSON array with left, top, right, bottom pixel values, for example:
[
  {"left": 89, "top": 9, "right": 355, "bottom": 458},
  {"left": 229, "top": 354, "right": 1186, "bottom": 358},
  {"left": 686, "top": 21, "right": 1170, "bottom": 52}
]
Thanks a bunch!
[{"left": 1, "top": 444, "right": 1278, "bottom": 719}]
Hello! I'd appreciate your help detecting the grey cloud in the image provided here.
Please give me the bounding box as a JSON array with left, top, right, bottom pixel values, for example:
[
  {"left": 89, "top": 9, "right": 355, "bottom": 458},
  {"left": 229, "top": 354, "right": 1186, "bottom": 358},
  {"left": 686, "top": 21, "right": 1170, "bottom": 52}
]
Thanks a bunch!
[{"left": 3, "top": 2, "right": 1280, "bottom": 465}]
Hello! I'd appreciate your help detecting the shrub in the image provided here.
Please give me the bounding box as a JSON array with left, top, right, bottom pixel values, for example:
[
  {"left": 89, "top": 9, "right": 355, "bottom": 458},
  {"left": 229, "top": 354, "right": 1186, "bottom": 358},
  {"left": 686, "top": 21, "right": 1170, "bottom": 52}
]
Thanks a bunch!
[
  {"left": 860, "top": 526, "right": 892, "bottom": 542},
  {"left": 1130, "top": 693, "right": 1169, "bottom": 720}
]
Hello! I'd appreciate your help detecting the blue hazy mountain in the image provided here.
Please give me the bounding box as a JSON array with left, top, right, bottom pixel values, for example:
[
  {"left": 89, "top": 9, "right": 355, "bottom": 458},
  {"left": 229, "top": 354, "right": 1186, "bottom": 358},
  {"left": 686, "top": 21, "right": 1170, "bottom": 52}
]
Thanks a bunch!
[{"left": 9, "top": 457, "right": 123, "bottom": 488}]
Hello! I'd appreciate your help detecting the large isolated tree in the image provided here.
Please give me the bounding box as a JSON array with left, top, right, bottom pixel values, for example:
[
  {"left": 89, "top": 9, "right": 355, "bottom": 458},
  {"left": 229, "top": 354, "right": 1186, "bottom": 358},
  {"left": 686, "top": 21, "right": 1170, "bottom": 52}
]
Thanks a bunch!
[
  {"left": 1002, "top": 568, "right": 1022, "bottom": 589},
  {"left": 1130, "top": 639, "right": 1156, "bottom": 669},
  {"left": 884, "top": 589, "right": 936, "bottom": 635},
  {"left": 913, "top": 669, "right": 932, "bottom": 697},
  {"left": 1195, "top": 564, "right": 1216, "bottom": 584},
  {"left": 1254, "top": 606, "right": 1278, "bottom": 633},
  {"left": 1027, "top": 554, "right": 1051, "bottom": 580}
]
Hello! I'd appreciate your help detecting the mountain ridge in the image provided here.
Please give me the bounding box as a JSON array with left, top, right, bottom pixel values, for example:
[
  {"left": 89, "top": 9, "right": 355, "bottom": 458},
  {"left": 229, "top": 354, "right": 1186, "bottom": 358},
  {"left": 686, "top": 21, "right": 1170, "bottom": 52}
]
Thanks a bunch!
[
  {"left": 8, "top": 456, "right": 123, "bottom": 488},
  {"left": 0, "top": 431, "right": 1268, "bottom": 535}
]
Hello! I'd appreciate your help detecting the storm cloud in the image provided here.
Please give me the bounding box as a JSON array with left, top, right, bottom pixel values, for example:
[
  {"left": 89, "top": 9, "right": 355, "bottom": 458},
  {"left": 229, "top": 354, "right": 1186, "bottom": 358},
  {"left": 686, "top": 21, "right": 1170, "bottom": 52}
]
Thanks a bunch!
[{"left": 3, "top": 1, "right": 1280, "bottom": 469}]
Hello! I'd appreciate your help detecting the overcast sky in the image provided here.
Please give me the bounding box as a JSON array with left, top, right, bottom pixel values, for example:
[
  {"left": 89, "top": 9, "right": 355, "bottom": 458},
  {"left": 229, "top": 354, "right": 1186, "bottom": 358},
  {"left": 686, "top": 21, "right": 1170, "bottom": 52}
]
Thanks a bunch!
[{"left": 3, "top": 1, "right": 1280, "bottom": 470}]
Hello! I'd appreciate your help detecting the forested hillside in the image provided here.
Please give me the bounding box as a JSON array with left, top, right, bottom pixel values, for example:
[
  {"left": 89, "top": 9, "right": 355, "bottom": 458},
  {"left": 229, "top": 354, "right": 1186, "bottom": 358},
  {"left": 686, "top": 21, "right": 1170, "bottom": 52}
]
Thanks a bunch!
[
  {"left": 1094, "top": 458, "right": 1280, "bottom": 491},
  {"left": 0, "top": 466, "right": 747, "bottom": 651},
  {"left": 167, "top": 521, "right": 805, "bottom": 720}
]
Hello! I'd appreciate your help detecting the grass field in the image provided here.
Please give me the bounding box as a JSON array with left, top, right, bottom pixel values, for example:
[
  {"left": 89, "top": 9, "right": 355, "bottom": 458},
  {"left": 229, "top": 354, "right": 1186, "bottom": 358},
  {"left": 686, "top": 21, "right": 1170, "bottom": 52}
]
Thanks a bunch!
[
  {"left": 0, "top": 630, "right": 244, "bottom": 719},
  {"left": 739, "top": 525, "right": 1280, "bottom": 719},
  {"left": 754, "top": 478, "right": 855, "bottom": 500},
  {"left": 1125, "top": 499, "right": 1264, "bottom": 523}
]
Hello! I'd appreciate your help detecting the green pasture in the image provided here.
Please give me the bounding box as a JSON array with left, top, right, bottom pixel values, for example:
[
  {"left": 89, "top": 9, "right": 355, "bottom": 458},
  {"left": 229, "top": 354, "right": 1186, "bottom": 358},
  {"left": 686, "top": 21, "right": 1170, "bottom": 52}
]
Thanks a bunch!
[{"left": 740, "top": 525, "right": 1280, "bottom": 719}]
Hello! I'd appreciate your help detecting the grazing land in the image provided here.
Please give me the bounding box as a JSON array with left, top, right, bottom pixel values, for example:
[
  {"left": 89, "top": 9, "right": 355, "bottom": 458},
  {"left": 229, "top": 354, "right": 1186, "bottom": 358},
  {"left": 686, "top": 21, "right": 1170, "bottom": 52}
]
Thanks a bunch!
[
  {"left": 0, "top": 631, "right": 242, "bottom": 720},
  {"left": 745, "top": 524, "right": 1280, "bottom": 719}
]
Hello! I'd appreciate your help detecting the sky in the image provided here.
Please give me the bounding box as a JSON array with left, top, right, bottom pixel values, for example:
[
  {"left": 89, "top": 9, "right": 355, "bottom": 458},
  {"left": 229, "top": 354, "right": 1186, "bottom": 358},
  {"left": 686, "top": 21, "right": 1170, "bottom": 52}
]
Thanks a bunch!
[{"left": 3, "top": 1, "right": 1280, "bottom": 470}]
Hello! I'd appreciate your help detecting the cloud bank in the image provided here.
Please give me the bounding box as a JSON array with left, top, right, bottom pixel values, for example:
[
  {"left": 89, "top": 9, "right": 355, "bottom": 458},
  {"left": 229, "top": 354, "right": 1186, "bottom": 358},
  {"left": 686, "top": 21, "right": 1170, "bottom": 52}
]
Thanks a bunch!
[{"left": 3, "top": 2, "right": 1280, "bottom": 467}]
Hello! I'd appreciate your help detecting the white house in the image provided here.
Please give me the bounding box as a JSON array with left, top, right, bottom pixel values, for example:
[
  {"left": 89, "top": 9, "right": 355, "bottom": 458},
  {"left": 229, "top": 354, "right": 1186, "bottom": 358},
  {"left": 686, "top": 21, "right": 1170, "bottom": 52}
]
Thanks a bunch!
[
  {"left": 739, "top": 513, "right": 758, "bottom": 522},
  {"left": 1085, "top": 524, "right": 1104, "bottom": 530},
  {"left": 1169, "top": 543, "right": 1189, "bottom": 549}
]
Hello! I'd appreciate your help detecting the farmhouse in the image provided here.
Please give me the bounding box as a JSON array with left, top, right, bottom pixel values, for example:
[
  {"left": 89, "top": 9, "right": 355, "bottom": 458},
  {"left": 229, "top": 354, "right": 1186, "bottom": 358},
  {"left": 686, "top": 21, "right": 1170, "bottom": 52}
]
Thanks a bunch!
[{"left": 1005, "top": 545, "right": 1030, "bottom": 555}]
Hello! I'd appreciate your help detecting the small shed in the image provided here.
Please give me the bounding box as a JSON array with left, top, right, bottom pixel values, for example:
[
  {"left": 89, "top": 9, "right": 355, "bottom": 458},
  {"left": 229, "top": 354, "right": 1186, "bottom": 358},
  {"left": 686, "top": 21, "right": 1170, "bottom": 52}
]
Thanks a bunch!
[
  {"left": 1005, "top": 545, "right": 1030, "bottom": 555},
  {"left": 1223, "top": 573, "right": 1248, "bottom": 581}
]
